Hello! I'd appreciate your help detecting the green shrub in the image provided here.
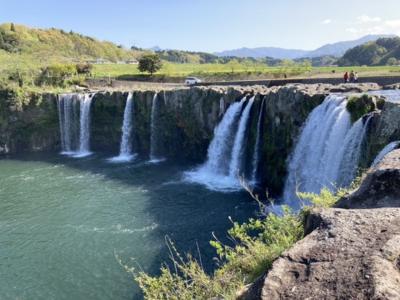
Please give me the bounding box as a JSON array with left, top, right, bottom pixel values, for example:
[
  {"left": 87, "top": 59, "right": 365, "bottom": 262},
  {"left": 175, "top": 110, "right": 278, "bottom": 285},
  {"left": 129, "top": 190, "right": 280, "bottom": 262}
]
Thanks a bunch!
[
  {"left": 376, "top": 97, "right": 386, "bottom": 110},
  {"left": 75, "top": 63, "right": 93, "bottom": 75},
  {"left": 37, "top": 63, "right": 76, "bottom": 86},
  {"left": 346, "top": 94, "right": 376, "bottom": 122},
  {"left": 130, "top": 179, "right": 365, "bottom": 300},
  {"left": 298, "top": 187, "right": 348, "bottom": 208},
  {"left": 134, "top": 207, "right": 303, "bottom": 300}
]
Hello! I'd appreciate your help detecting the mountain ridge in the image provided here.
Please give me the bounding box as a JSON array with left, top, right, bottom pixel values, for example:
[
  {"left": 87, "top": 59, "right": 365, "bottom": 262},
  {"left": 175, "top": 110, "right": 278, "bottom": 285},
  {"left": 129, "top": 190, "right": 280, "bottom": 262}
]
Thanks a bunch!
[{"left": 215, "top": 35, "right": 397, "bottom": 59}]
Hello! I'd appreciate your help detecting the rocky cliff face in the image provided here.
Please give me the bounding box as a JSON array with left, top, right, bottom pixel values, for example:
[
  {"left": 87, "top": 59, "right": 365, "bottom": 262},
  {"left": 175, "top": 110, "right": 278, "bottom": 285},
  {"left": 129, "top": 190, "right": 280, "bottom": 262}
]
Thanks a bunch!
[
  {"left": 0, "top": 89, "right": 59, "bottom": 154},
  {"left": 0, "top": 83, "right": 389, "bottom": 195},
  {"left": 240, "top": 149, "right": 400, "bottom": 300}
]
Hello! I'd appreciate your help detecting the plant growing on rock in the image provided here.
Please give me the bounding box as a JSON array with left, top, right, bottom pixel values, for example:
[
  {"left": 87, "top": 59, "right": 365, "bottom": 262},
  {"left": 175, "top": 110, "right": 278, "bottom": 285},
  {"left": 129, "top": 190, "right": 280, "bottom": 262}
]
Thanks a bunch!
[
  {"left": 346, "top": 94, "right": 376, "bottom": 122},
  {"left": 132, "top": 207, "right": 303, "bottom": 300}
]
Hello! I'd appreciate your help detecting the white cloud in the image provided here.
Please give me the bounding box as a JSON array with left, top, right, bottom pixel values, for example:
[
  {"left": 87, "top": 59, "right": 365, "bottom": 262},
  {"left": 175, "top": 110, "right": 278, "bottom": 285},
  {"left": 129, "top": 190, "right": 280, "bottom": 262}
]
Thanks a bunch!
[
  {"left": 321, "top": 19, "right": 332, "bottom": 25},
  {"left": 385, "top": 19, "right": 400, "bottom": 29},
  {"left": 346, "top": 17, "right": 400, "bottom": 36},
  {"left": 357, "top": 15, "right": 382, "bottom": 24}
]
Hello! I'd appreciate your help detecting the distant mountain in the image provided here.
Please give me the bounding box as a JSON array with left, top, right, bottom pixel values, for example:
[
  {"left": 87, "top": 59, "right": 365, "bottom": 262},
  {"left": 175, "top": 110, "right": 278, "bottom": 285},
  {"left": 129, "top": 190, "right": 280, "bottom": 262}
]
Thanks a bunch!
[
  {"left": 306, "top": 35, "right": 396, "bottom": 58},
  {"left": 214, "top": 47, "right": 309, "bottom": 60},
  {"left": 215, "top": 35, "right": 397, "bottom": 60}
]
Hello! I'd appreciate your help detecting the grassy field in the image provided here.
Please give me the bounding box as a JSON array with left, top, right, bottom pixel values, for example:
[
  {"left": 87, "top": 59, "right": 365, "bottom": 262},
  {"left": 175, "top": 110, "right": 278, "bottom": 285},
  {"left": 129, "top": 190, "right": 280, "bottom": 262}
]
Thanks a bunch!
[
  {"left": 1, "top": 51, "right": 400, "bottom": 86},
  {"left": 92, "top": 62, "right": 400, "bottom": 81}
]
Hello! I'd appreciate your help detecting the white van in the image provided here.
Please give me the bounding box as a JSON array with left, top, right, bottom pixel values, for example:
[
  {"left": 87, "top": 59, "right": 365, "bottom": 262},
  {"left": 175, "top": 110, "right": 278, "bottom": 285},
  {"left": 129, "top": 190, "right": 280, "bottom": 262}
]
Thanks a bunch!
[{"left": 185, "top": 77, "right": 202, "bottom": 85}]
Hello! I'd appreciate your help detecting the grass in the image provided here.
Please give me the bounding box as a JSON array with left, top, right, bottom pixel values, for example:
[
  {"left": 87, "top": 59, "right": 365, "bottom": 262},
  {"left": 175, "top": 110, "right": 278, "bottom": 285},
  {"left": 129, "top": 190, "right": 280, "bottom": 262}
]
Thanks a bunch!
[
  {"left": 92, "top": 63, "right": 400, "bottom": 81},
  {"left": 1, "top": 50, "right": 400, "bottom": 89}
]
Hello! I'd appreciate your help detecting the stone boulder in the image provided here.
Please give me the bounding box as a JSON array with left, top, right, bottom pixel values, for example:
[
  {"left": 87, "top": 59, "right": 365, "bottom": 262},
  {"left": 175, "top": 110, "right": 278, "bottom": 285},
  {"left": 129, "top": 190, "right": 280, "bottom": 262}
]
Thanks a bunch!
[
  {"left": 239, "top": 148, "right": 400, "bottom": 299},
  {"left": 337, "top": 149, "right": 400, "bottom": 209}
]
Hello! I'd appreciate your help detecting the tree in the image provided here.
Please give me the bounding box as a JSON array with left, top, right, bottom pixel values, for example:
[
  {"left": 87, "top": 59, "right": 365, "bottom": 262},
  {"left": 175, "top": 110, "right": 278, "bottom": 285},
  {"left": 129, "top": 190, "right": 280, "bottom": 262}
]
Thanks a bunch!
[
  {"left": 387, "top": 57, "right": 398, "bottom": 66},
  {"left": 138, "top": 54, "right": 163, "bottom": 75}
]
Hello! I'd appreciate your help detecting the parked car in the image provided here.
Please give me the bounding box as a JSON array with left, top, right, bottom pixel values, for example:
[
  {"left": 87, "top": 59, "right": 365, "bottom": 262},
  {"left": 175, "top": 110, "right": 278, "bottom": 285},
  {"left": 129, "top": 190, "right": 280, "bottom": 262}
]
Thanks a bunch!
[{"left": 185, "top": 77, "right": 202, "bottom": 85}]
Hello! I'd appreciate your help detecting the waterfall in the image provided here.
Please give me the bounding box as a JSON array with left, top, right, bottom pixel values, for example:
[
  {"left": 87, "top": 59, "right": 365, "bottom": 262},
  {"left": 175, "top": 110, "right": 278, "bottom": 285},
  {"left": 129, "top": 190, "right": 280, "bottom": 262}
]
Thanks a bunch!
[
  {"left": 58, "top": 94, "right": 79, "bottom": 155},
  {"left": 149, "top": 93, "right": 164, "bottom": 163},
  {"left": 74, "top": 94, "right": 94, "bottom": 158},
  {"left": 109, "top": 93, "right": 136, "bottom": 162},
  {"left": 229, "top": 96, "right": 255, "bottom": 178},
  {"left": 283, "top": 94, "right": 370, "bottom": 207},
  {"left": 371, "top": 141, "right": 400, "bottom": 167},
  {"left": 337, "top": 115, "right": 372, "bottom": 187},
  {"left": 184, "top": 97, "right": 249, "bottom": 191},
  {"left": 57, "top": 93, "right": 94, "bottom": 158},
  {"left": 251, "top": 97, "right": 266, "bottom": 184}
]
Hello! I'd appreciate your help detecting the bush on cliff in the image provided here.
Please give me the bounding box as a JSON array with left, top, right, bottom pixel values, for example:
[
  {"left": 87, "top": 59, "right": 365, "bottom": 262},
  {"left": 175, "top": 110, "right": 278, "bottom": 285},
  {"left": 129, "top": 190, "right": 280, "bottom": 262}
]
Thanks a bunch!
[
  {"left": 133, "top": 207, "right": 304, "bottom": 300},
  {"left": 37, "top": 63, "right": 76, "bottom": 87},
  {"left": 132, "top": 185, "right": 355, "bottom": 300},
  {"left": 346, "top": 94, "right": 376, "bottom": 123}
]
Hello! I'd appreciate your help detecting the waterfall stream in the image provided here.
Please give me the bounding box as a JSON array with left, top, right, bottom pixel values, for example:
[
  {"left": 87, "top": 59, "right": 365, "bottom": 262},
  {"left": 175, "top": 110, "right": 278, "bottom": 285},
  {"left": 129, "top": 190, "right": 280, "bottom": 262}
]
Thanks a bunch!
[
  {"left": 57, "top": 93, "right": 94, "bottom": 158},
  {"left": 184, "top": 97, "right": 254, "bottom": 191},
  {"left": 283, "top": 94, "right": 370, "bottom": 207},
  {"left": 251, "top": 97, "right": 265, "bottom": 184},
  {"left": 74, "top": 94, "right": 94, "bottom": 157},
  {"left": 110, "top": 93, "right": 136, "bottom": 162},
  {"left": 371, "top": 141, "right": 400, "bottom": 167},
  {"left": 229, "top": 96, "right": 255, "bottom": 178},
  {"left": 149, "top": 93, "right": 164, "bottom": 163}
]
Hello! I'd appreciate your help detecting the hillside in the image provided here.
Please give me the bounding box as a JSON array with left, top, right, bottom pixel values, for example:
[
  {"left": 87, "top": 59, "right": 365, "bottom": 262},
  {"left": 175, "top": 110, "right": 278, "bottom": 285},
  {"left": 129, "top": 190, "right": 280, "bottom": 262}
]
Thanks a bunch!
[
  {"left": 215, "top": 35, "right": 395, "bottom": 59},
  {"left": 338, "top": 37, "right": 400, "bottom": 66},
  {"left": 0, "top": 23, "right": 141, "bottom": 63}
]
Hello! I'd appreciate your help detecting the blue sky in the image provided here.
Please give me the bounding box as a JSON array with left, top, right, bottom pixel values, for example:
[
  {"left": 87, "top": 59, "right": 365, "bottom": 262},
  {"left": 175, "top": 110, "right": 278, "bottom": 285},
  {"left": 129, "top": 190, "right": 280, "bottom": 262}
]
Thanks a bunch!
[{"left": 1, "top": 0, "right": 400, "bottom": 52}]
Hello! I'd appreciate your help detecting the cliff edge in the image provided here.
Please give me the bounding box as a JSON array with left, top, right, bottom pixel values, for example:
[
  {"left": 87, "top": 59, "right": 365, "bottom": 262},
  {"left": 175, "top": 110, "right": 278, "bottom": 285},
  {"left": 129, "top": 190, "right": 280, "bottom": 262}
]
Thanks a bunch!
[{"left": 241, "top": 149, "right": 400, "bottom": 299}]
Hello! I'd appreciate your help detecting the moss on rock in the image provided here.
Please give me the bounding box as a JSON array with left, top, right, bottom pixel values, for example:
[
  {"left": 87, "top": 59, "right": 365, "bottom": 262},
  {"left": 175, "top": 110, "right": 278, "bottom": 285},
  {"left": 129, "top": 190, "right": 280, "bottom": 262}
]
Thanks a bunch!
[{"left": 346, "top": 94, "right": 376, "bottom": 123}]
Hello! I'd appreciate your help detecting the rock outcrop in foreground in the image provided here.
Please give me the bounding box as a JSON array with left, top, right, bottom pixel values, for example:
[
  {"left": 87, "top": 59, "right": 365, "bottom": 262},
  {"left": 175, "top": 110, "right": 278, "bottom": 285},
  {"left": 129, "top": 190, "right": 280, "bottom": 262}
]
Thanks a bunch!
[{"left": 242, "top": 150, "right": 400, "bottom": 299}]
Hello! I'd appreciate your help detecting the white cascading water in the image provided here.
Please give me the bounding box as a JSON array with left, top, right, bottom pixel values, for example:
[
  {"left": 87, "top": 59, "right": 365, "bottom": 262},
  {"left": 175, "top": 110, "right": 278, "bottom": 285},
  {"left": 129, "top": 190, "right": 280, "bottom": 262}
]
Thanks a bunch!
[
  {"left": 251, "top": 97, "right": 265, "bottom": 184},
  {"left": 109, "top": 93, "right": 136, "bottom": 162},
  {"left": 149, "top": 93, "right": 164, "bottom": 163},
  {"left": 336, "top": 115, "right": 372, "bottom": 187},
  {"left": 229, "top": 96, "right": 255, "bottom": 178},
  {"left": 184, "top": 97, "right": 250, "bottom": 191},
  {"left": 371, "top": 141, "right": 400, "bottom": 167},
  {"left": 283, "top": 94, "right": 370, "bottom": 208},
  {"left": 57, "top": 93, "right": 94, "bottom": 158},
  {"left": 74, "top": 94, "right": 94, "bottom": 158},
  {"left": 58, "top": 94, "right": 80, "bottom": 155}
]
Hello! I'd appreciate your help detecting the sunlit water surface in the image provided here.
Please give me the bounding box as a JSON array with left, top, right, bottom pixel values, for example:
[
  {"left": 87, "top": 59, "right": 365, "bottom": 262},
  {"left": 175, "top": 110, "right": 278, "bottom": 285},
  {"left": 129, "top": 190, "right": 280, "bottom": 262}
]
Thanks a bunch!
[{"left": 0, "top": 153, "right": 256, "bottom": 300}]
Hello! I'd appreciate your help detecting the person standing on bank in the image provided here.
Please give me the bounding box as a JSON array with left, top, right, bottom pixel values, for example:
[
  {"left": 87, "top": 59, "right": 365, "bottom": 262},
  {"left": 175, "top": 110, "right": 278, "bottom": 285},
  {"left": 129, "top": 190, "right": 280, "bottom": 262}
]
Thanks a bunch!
[
  {"left": 344, "top": 72, "right": 349, "bottom": 83},
  {"left": 349, "top": 71, "right": 355, "bottom": 83}
]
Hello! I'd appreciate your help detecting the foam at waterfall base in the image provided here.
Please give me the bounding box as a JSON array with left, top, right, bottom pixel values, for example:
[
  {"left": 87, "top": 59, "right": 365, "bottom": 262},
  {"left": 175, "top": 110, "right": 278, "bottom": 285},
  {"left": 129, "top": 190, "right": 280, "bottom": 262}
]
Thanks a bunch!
[
  {"left": 148, "top": 157, "right": 166, "bottom": 164},
  {"left": 108, "top": 153, "right": 138, "bottom": 163},
  {"left": 60, "top": 150, "right": 93, "bottom": 158},
  {"left": 183, "top": 167, "right": 242, "bottom": 192}
]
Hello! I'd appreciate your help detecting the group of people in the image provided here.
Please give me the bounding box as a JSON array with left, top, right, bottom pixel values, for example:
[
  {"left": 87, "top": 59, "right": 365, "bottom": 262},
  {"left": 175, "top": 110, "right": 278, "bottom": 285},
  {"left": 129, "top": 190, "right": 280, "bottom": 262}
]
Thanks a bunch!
[{"left": 343, "top": 71, "right": 359, "bottom": 83}]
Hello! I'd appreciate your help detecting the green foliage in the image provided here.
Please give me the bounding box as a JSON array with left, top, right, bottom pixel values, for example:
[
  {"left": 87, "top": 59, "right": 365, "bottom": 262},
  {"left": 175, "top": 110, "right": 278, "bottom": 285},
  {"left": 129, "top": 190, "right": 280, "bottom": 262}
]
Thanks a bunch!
[
  {"left": 298, "top": 187, "right": 348, "bottom": 208},
  {"left": 0, "top": 27, "right": 20, "bottom": 52},
  {"left": 138, "top": 54, "right": 163, "bottom": 75},
  {"left": 75, "top": 63, "right": 93, "bottom": 75},
  {"left": 38, "top": 63, "right": 76, "bottom": 86},
  {"left": 0, "top": 23, "right": 140, "bottom": 62},
  {"left": 338, "top": 37, "right": 400, "bottom": 66},
  {"left": 134, "top": 208, "right": 303, "bottom": 300},
  {"left": 346, "top": 94, "right": 376, "bottom": 122},
  {"left": 387, "top": 57, "right": 399, "bottom": 66}
]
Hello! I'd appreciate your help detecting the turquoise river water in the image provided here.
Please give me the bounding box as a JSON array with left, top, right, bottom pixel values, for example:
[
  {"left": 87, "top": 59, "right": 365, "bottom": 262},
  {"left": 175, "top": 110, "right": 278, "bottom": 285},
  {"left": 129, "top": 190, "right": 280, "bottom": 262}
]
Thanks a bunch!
[{"left": 0, "top": 153, "right": 256, "bottom": 299}]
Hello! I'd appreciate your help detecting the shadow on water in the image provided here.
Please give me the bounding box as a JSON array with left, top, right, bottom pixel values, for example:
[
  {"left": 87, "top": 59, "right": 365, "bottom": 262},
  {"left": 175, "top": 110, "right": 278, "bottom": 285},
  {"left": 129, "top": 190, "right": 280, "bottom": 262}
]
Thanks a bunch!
[{"left": 4, "top": 151, "right": 258, "bottom": 299}]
